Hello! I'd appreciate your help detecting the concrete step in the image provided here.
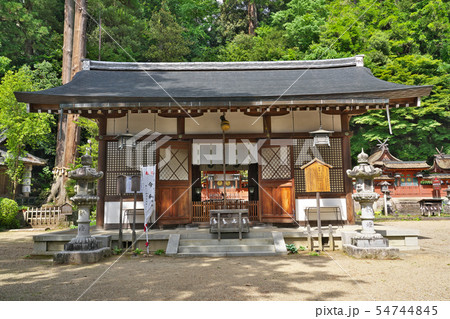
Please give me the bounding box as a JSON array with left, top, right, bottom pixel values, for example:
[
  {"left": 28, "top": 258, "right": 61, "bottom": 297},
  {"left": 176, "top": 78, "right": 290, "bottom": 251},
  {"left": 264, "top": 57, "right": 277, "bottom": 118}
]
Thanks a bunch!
[
  {"left": 177, "top": 251, "right": 282, "bottom": 257},
  {"left": 179, "top": 232, "right": 272, "bottom": 240},
  {"left": 179, "top": 238, "right": 273, "bottom": 246},
  {"left": 178, "top": 244, "right": 275, "bottom": 254}
]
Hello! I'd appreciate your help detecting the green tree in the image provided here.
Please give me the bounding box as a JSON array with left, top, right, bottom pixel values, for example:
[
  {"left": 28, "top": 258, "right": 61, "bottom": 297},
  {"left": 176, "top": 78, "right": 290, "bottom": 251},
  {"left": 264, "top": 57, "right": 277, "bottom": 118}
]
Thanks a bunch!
[
  {"left": 144, "top": 3, "right": 191, "bottom": 62},
  {"left": 85, "top": 0, "right": 148, "bottom": 62},
  {"left": 272, "top": 0, "right": 328, "bottom": 51},
  {"left": 218, "top": 25, "right": 300, "bottom": 61},
  {"left": 351, "top": 55, "right": 450, "bottom": 163},
  {"left": 0, "top": 0, "right": 63, "bottom": 71},
  {"left": 0, "top": 63, "right": 57, "bottom": 198},
  {"left": 217, "top": 0, "right": 286, "bottom": 44}
]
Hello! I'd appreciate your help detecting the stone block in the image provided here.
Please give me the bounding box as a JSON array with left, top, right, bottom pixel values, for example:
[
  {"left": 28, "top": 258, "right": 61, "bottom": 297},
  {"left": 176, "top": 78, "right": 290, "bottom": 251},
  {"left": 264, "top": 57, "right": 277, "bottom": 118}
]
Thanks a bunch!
[
  {"left": 166, "top": 234, "right": 180, "bottom": 256},
  {"left": 404, "top": 236, "right": 418, "bottom": 247},
  {"left": 32, "top": 241, "right": 47, "bottom": 255},
  {"left": 53, "top": 247, "right": 111, "bottom": 264},
  {"left": 343, "top": 244, "right": 400, "bottom": 259},
  {"left": 340, "top": 231, "right": 357, "bottom": 246},
  {"left": 272, "top": 231, "right": 287, "bottom": 254},
  {"left": 94, "top": 235, "right": 112, "bottom": 248},
  {"left": 47, "top": 241, "right": 65, "bottom": 252}
]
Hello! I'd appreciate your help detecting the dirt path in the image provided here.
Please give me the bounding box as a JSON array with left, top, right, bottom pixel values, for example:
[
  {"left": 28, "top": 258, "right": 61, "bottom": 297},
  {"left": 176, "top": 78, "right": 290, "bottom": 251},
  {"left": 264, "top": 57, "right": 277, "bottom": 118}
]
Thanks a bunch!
[{"left": 0, "top": 220, "right": 448, "bottom": 301}]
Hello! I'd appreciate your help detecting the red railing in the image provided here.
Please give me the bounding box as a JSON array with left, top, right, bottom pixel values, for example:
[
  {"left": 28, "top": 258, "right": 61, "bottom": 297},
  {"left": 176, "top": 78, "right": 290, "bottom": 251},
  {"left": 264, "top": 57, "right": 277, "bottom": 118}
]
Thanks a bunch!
[
  {"left": 192, "top": 200, "right": 258, "bottom": 222},
  {"left": 373, "top": 184, "right": 435, "bottom": 197}
]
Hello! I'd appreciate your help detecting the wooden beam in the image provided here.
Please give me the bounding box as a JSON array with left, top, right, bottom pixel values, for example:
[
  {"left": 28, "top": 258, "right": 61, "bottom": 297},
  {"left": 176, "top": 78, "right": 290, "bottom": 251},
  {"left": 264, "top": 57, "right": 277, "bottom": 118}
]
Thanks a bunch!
[
  {"left": 158, "top": 111, "right": 204, "bottom": 118},
  {"left": 244, "top": 110, "right": 289, "bottom": 117}
]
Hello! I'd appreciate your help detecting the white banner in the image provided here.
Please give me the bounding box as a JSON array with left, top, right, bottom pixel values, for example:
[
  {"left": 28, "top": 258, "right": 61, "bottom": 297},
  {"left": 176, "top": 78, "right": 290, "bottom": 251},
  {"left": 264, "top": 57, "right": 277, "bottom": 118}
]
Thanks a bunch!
[
  {"left": 141, "top": 166, "right": 156, "bottom": 225},
  {"left": 141, "top": 166, "right": 156, "bottom": 253}
]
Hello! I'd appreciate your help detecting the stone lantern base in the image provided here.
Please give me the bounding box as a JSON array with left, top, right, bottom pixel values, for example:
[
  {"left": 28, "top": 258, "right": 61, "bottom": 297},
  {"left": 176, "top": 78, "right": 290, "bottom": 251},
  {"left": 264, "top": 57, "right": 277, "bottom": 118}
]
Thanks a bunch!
[
  {"left": 54, "top": 247, "right": 111, "bottom": 264},
  {"left": 343, "top": 233, "right": 399, "bottom": 259}
]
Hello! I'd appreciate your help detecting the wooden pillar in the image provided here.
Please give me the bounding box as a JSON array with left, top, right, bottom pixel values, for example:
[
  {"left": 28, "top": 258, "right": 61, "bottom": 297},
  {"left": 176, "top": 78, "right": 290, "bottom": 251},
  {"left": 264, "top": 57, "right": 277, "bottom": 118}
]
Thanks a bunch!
[
  {"left": 96, "top": 117, "right": 107, "bottom": 228},
  {"left": 177, "top": 117, "right": 185, "bottom": 137},
  {"left": 341, "top": 114, "right": 355, "bottom": 224},
  {"left": 263, "top": 115, "right": 271, "bottom": 137}
]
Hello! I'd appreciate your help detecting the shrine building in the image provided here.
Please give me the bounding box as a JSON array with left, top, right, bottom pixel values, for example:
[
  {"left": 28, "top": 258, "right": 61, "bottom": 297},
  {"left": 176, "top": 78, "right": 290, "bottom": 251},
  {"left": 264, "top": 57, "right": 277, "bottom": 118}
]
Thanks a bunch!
[{"left": 14, "top": 56, "right": 432, "bottom": 229}]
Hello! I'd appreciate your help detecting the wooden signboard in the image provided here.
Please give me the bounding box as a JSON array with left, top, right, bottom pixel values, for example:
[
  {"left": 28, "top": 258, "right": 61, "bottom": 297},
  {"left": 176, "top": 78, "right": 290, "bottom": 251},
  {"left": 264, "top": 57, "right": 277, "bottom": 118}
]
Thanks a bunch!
[
  {"left": 301, "top": 158, "right": 333, "bottom": 192},
  {"left": 432, "top": 177, "right": 441, "bottom": 190}
]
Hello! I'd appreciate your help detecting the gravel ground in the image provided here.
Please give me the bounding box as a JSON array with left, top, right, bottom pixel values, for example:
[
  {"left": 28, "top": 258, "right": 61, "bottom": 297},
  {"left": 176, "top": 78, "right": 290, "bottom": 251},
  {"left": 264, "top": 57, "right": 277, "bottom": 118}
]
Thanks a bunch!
[{"left": 0, "top": 220, "right": 448, "bottom": 301}]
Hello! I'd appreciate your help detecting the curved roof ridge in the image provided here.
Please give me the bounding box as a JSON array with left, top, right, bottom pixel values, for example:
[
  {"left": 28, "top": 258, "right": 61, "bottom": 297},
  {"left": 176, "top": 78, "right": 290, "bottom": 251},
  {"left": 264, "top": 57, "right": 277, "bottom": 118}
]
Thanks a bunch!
[{"left": 83, "top": 56, "right": 363, "bottom": 72}]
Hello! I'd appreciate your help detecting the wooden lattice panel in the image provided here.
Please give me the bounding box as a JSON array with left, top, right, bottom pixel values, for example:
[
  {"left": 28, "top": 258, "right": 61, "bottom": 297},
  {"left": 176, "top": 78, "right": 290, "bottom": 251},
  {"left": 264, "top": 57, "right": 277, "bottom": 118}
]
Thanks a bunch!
[
  {"left": 293, "top": 138, "right": 344, "bottom": 194},
  {"left": 260, "top": 147, "right": 291, "bottom": 180},
  {"left": 105, "top": 141, "right": 156, "bottom": 196},
  {"left": 158, "top": 148, "right": 189, "bottom": 181}
]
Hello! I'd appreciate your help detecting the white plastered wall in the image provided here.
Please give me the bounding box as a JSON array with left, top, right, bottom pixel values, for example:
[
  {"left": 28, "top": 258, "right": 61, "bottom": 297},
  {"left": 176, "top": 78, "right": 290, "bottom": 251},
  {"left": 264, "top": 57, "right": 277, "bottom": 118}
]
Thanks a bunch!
[
  {"left": 295, "top": 198, "right": 347, "bottom": 222},
  {"left": 107, "top": 113, "right": 177, "bottom": 135},
  {"left": 271, "top": 111, "right": 341, "bottom": 133},
  {"left": 185, "top": 112, "right": 263, "bottom": 134},
  {"left": 104, "top": 201, "right": 156, "bottom": 225}
]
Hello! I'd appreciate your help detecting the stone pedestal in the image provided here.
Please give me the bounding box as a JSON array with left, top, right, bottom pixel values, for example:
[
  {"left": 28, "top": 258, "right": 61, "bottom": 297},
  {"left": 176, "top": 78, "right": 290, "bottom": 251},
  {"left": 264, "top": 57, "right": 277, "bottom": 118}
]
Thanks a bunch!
[
  {"left": 54, "top": 247, "right": 111, "bottom": 264},
  {"left": 64, "top": 203, "right": 98, "bottom": 251}
]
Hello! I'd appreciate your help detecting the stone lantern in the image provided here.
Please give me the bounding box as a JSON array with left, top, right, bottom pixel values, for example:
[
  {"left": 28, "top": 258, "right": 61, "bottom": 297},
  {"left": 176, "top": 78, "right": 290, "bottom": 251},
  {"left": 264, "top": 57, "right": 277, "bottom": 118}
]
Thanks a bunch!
[
  {"left": 65, "top": 152, "right": 103, "bottom": 250},
  {"left": 379, "top": 181, "right": 391, "bottom": 216},
  {"left": 54, "top": 150, "right": 111, "bottom": 264},
  {"left": 347, "top": 149, "right": 382, "bottom": 234},
  {"left": 344, "top": 149, "right": 399, "bottom": 259}
]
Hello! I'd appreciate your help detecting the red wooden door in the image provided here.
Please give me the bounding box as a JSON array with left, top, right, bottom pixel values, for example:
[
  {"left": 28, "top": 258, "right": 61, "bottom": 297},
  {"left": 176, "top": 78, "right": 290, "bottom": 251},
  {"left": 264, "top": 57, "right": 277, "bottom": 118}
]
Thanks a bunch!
[
  {"left": 156, "top": 141, "right": 191, "bottom": 225},
  {"left": 258, "top": 143, "right": 295, "bottom": 223}
]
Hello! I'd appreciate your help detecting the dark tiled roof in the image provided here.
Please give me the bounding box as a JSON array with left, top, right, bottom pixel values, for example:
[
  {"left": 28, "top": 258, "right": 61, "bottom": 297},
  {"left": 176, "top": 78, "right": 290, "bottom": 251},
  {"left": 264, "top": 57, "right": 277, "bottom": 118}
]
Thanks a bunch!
[{"left": 14, "top": 56, "right": 432, "bottom": 107}]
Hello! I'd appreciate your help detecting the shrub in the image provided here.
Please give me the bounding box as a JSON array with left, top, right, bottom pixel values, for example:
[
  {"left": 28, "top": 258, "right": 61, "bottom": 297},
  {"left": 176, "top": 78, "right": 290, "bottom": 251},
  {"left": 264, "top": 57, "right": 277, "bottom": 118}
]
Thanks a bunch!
[
  {"left": 286, "top": 244, "right": 298, "bottom": 254},
  {"left": 0, "top": 198, "right": 20, "bottom": 229}
]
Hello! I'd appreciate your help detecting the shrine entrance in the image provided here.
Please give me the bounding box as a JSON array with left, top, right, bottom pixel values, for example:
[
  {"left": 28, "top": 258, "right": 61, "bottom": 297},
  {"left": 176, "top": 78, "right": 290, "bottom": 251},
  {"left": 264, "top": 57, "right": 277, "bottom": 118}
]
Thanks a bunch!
[{"left": 191, "top": 165, "right": 258, "bottom": 223}]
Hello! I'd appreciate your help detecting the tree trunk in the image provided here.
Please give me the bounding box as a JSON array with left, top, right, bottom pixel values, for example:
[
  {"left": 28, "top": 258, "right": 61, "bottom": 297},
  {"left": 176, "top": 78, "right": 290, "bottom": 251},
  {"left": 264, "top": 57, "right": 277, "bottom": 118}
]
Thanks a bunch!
[
  {"left": 47, "top": 0, "right": 84, "bottom": 206},
  {"left": 248, "top": 1, "right": 258, "bottom": 36},
  {"left": 71, "top": 0, "right": 87, "bottom": 76},
  {"left": 62, "top": 0, "right": 74, "bottom": 85}
]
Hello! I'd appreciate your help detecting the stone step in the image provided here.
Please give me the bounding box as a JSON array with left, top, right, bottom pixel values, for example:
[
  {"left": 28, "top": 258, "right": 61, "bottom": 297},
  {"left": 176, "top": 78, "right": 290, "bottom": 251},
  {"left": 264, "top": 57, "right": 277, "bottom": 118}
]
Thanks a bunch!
[
  {"left": 177, "top": 251, "right": 282, "bottom": 257},
  {"left": 179, "top": 238, "right": 273, "bottom": 246},
  {"left": 178, "top": 244, "right": 276, "bottom": 254},
  {"left": 179, "top": 232, "right": 272, "bottom": 240}
]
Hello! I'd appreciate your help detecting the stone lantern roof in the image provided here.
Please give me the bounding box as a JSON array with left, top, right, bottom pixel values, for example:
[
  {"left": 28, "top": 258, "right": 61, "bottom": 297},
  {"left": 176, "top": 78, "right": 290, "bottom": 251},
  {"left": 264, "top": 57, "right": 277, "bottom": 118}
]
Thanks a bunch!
[{"left": 347, "top": 149, "right": 382, "bottom": 179}]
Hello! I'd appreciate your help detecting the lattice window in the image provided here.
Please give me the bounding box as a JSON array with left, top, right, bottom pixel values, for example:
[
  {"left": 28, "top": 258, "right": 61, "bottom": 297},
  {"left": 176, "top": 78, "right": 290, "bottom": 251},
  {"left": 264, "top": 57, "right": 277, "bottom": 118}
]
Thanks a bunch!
[
  {"left": 260, "top": 147, "right": 291, "bottom": 180},
  {"left": 293, "top": 138, "right": 344, "bottom": 194},
  {"left": 158, "top": 148, "right": 189, "bottom": 181},
  {"left": 105, "top": 141, "right": 156, "bottom": 196}
]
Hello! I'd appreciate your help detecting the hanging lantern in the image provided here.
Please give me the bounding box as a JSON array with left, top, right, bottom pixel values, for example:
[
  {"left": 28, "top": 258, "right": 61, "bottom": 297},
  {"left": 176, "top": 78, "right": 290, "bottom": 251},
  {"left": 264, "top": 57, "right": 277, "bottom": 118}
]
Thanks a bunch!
[
  {"left": 116, "top": 112, "right": 136, "bottom": 150},
  {"left": 220, "top": 115, "right": 230, "bottom": 131},
  {"left": 309, "top": 128, "right": 334, "bottom": 146},
  {"left": 309, "top": 107, "right": 333, "bottom": 146}
]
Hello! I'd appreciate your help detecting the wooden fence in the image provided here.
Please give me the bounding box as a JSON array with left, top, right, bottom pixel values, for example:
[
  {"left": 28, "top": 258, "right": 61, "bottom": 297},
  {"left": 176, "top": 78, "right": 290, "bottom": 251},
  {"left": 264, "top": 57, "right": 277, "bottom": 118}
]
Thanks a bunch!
[
  {"left": 23, "top": 207, "right": 63, "bottom": 227},
  {"left": 192, "top": 200, "right": 258, "bottom": 223}
]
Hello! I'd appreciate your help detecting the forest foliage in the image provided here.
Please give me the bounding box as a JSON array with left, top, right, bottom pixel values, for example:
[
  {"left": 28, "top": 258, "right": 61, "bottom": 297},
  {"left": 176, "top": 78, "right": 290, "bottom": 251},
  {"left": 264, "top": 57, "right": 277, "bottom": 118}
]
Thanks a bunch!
[{"left": 0, "top": 0, "right": 448, "bottom": 184}]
